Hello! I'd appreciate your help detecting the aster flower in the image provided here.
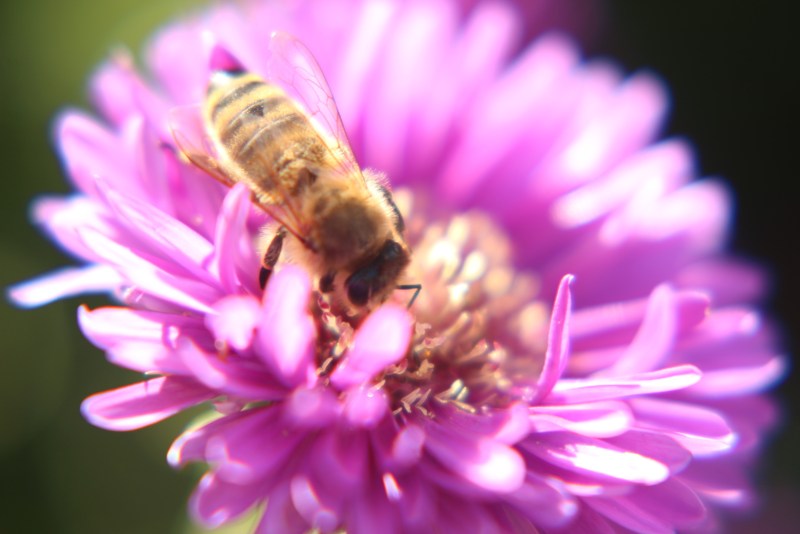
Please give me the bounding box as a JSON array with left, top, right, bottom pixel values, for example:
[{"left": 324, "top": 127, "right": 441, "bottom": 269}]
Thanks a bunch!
[{"left": 9, "top": 0, "right": 785, "bottom": 532}]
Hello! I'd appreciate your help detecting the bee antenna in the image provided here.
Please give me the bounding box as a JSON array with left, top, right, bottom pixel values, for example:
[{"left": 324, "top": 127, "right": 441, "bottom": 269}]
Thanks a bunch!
[{"left": 397, "top": 283, "right": 422, "bottom": 309}]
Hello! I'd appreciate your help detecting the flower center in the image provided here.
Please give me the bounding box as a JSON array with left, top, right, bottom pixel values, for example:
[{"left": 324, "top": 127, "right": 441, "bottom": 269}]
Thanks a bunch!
[{"left": 314, "top": 189, "right": 550, "bottom": 415}]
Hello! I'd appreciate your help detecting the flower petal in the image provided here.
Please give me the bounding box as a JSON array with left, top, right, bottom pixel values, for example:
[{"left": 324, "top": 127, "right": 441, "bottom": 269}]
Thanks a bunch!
[
  {"left": 81, "top": 376, "right": 215, "bottom": 431},
  {"left": 206, "top": 294, "right": 261, "bottom": 351},
  {"left": 342, "top": 384, "right": 389, "bottom": 428},
  {"left": 424, "top": 421, "right": 526, "bottom": 493},
  {"left": 524, "top": 431, "right": 670, "bottom": 485},
  {"left": 178, "top": 337, "right": 287, "bottom": 400},
  {"left": 283, "top": 387, "right": 341, "bottom": 428},
  {"left": 211, "top": 183, "right": 260, "bottom": 295},
  {"left": 77, "top": 304, "right": 200, "bottom": 349},
  {"left": 255, "top": 482, "right": 307, "bottom": 534},
  {"left": 548, "top": 364, "right": 702, "bottom": 404},
  {"left": 629, "top": 397, "right": 736, "bottom": 456},
  {"left": 330, "top": 304, "right": 412, "bottom": 389},
  {"left": 256, "top": 266, "right": 316, "bottom": 387},
  {"left": 77, "top": 226, "right": 220, "bottom": 313},
  {"left": 205, "top": 407, "right": 306, "bottom": 485},
  {"left": 601, "top": 284, "right": 677, "bottom": 375},
  {"left": 532, "top": 274, "right": 573, "bottom": 403},
  {"left": 529, "top": 401, "right": 633, "bottom": 438},
  {"left": 190, "top": 471, "right": 264, "bottom": 528},
  {"left": 8, "top": 264, "right": 122, "bottom": 308}
]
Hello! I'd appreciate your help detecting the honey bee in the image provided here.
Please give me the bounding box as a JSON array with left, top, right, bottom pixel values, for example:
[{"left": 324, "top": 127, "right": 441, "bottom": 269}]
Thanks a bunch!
[{"left": 170, "top": 32, "right": 419, "bottom": 312}]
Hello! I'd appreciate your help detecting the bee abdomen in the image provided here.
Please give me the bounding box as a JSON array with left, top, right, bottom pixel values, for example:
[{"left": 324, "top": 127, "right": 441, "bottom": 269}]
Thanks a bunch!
[{"left": 205, "top": 71, "right": 328, "bottom": 196}]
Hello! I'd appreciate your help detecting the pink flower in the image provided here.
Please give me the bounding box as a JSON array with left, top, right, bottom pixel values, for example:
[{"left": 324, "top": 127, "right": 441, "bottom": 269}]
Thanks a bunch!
[{"left": 9, "top": 0, "right": 785, "bottom": 532}]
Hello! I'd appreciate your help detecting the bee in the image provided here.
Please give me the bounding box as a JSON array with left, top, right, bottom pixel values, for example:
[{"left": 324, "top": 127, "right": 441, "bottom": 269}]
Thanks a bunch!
[{"left": 170, "top": 32, "right": 419, "bottom": 313}]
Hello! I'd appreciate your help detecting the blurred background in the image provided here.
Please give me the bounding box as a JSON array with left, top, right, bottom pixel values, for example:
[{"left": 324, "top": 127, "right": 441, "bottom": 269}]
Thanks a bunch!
[{"left": 1, "top": 0, "right": 797, "bottom": 532}]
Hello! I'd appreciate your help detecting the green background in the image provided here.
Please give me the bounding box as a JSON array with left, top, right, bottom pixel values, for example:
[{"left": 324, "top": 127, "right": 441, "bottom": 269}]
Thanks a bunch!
[{"left": 1, "top": 1, "right": 797, "bottom": 532}]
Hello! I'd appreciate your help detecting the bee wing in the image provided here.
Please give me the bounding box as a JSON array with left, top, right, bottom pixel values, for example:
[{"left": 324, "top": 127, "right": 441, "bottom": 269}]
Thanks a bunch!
[
  {"left": 168, "top": 103, "right": 313, "bottom": 245},
  {"left": 263, "top": 31, "right": 367, "bottom": 188},
  {"left": 168, "top": 104, "right": 234, "bottom": 187}
]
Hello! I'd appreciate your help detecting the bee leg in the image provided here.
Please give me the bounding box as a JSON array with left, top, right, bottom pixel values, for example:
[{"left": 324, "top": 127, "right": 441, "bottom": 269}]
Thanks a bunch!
[
  {"left": 319, "top": 271, "right": 335, "bottom": 293},
  {"left": 259, "top": 227, "right": 287, "bottom": 290},
  {"left": 397, "top": 283, "right": 422, "bottom": 309}
]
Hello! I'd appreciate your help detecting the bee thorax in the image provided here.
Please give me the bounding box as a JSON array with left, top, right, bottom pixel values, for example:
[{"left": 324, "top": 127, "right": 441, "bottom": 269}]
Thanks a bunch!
[{"left": 310, "top": 192, "right": 388, "bottom": 267}]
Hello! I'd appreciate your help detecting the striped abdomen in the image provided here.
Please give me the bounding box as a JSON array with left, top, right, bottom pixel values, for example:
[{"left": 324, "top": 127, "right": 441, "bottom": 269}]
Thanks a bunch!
[{"left": 204, "top": 71, "right": 328, "bottom": 200}]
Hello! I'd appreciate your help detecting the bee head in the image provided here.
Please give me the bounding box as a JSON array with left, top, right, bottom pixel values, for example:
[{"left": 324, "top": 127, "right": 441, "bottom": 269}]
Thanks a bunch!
[{"left": 345, "top": 239, "right": 410, "bottom": 307}]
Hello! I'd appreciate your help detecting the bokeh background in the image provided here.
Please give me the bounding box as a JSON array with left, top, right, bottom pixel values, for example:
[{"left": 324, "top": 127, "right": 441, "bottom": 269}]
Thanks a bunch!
[{"left": 1, "top": 1, "right": 797, "bottom": 532}]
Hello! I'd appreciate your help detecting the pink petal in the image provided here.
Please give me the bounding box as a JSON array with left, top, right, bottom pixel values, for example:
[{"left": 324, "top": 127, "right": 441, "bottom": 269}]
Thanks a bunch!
[
  {"left": 600, "top": 284, "right": 677, "bottom": 376},
  {"left": 563, "top": 506, "right": 618, "bottom": 534},
  {"left": 256, "top": 266, "right": 316, "bottom": 387},
  {"left": 205, "top": 407, "right": 305, "bottom": 485},
  {"left": 531, "top": 274, "right": 573, "bottom": 403},
  {"left": 8, "top": 264, "right": 122, "bottom": 308},
  {"left": 330, "top": 304, "right": 412, "bottom": 389},
  {"left": 547, "top": 364, "right": 702, "bottom": 404},
  {"left": 206, "top": 294, "right": 261, "bottom": 351},
  {"left": 548, "top": 71, "right": 667, "bottom": 187},
  {"left": 146, "top": 21, "right": 208, "bottom": 106},
  {"left": 190, "top": 471, "right": 263, "bottom": 528},
  {"left": 606, "top": 430, "right": 692, "bottom": 473},
  {"left": 90, "top": 55, "right": 171, "bottom": 136},
  {"left": 210, "top": 183, "right": 258, "bottom": 295},
  {"left": 30, "top": 195, "right": 116, "bottom": 264},
  {"left": 105, "top": 341, "right": 187, "bottom": 374},
  {"left": 629, "top": 397, "right": 735, "bottom": 455},
  {"left": 524, "top": 432, "right": 670, "bottom": 485},
  {"left": 430, "top": 402, "right": 530, "bottom": 445},
  {"left": 689, "top": 354, "right": 786, "bottom": 397},
  {"left": 77, "top": 305, "right": 200, "bottom": 349},
  {"left": 256, "top": 482, "right": 308, "bottom": 534},
  {"left": 627, "top": 478, "right": 707, "bottom": 528},
  {"left": 55, "top": 111, "right": 139, "bottom": 196},
  {"left": 342, "top": 384, "right": 389, "bottom": 428},
  {"left": 282, "top": 387, "right": 341, "bottom": 428},
  {"left": 346, "top": 483, "right": 400, "bottom": 534},
  {"left": 290, "top": 475, "right": 340, "bottom": 532},
  {"left": 361, "top": 0, "right": 456, "bottom": 179},
  {"left": 97, "top": 182, "right": 216, "bottom": 277},
  {"left": 167, "top": 410, "right": 251, "bottom": 468},
  {"left": 389, "top": 424, "right": 426, "bottom": 468},
  {"left": 405, "top": 0, "right": 517, "bottom": 179},
  {"left": 308, "top": 429, "right": 369, "bottom": 493},
  {"left": 674, "top": 257, "right": 766, "bottom": 306},
  {"left": 505, "top": 475, "right": 578, "bottom": 528},
  {"left": 81, "top": 376, "right": 215, "bottom": 431},
  {"left": 552, "top": 140, "right": 692, "bottom": 229},
  {"left": 437, "top": 34, "right": 580, "bottom": 205},
  {"left": 529, "top": 400, "right": 633, "bottom": 438},
  {"left": 76, "top": 226, "right": 220, "bottom": 313},
  {"left": 90, "top": 55, "right": 141, "bottom": 126},
  {"left": 585, "top": 494, "right": 674, "bottom": 534},
  {"left": 208, "top": 41, "right": 246, "bottom": 71},
  {"left": 177, "top": 337, "right": 287, "bottom": 400},
  {"left": 391, "top": 472, "right": 435, "bottom": 528},
  {"left": 424, "top": 422, "right": 525, "bottom": 493},
  {"left": 333, "top": 0, "right": 399, "bottom": 139}
]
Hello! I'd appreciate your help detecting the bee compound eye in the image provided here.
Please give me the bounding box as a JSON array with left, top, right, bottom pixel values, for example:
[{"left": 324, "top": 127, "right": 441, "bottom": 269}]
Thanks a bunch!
[
  {"left": 347, "top": 279, "right": 370, "bottom": 307},
  {"left": 381, "top": 239, "right": 402, "bottom": 260}
]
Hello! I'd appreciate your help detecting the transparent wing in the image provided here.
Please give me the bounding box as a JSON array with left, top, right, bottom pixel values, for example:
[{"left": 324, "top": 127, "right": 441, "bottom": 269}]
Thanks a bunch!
[
  {"left": 168, "top": 104, "right": 312, "bottom": 245},
  {"left": 263, "top": 31, "right": 367, "bottom": 188},
  {"left": 168, "top": 105, "right": 232, "bottom": 187}
]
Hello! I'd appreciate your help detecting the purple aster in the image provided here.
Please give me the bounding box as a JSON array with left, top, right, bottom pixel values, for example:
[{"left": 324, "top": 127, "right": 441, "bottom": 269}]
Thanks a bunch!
[{"left": 9, "top": 0, "right": 786, "bottom": 532}]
